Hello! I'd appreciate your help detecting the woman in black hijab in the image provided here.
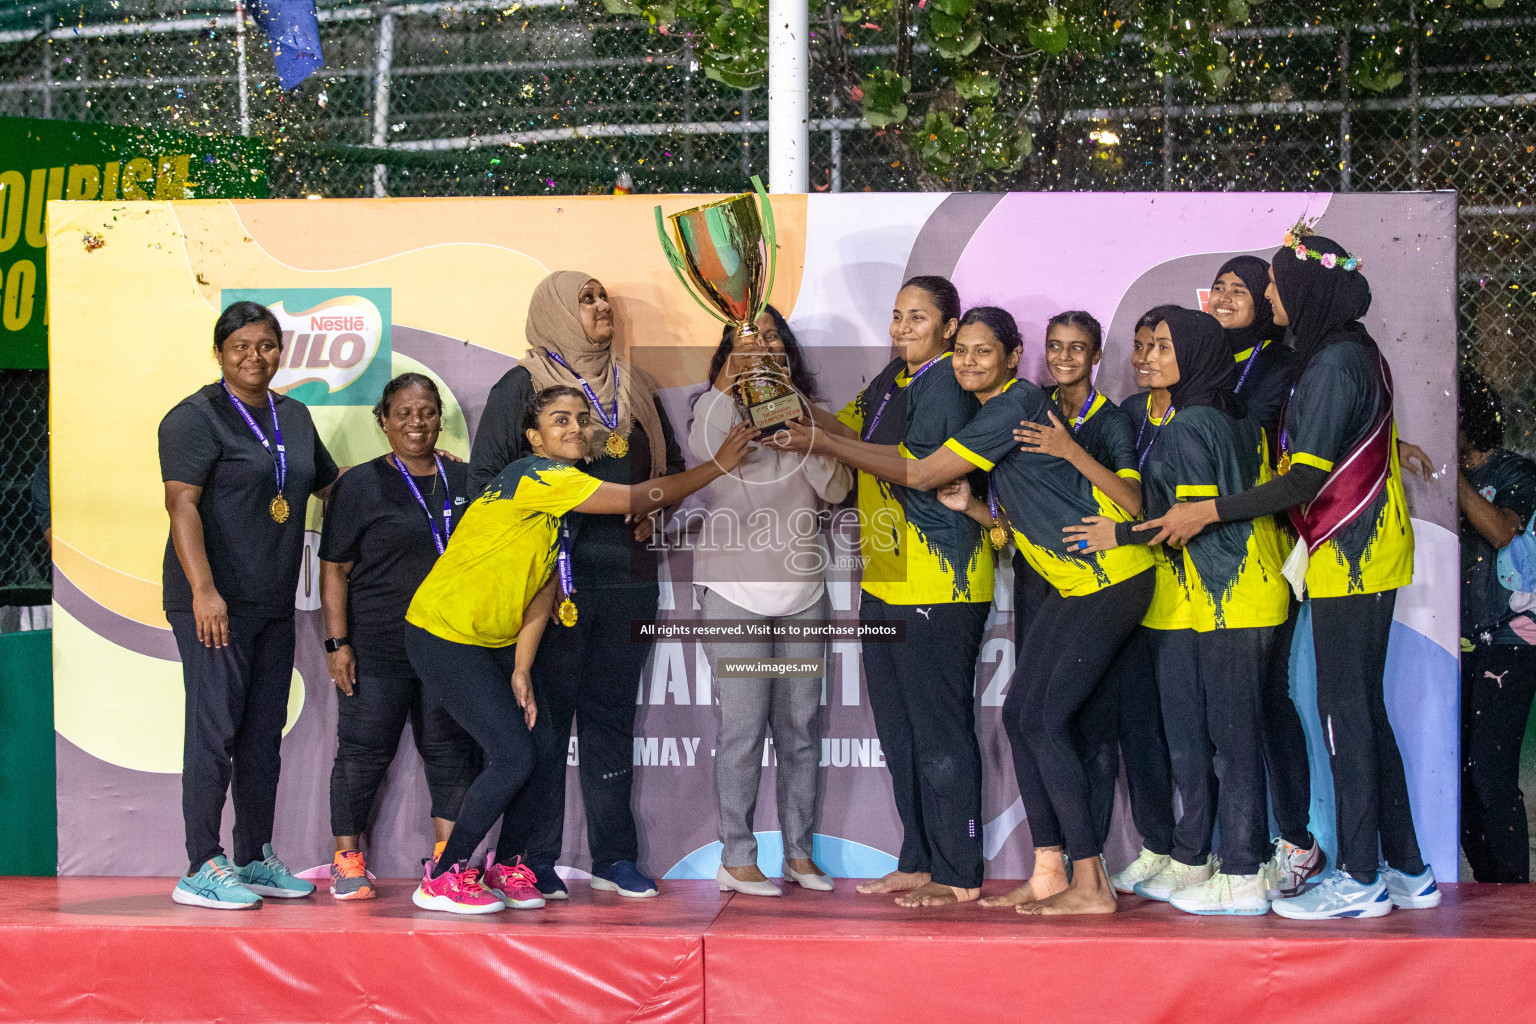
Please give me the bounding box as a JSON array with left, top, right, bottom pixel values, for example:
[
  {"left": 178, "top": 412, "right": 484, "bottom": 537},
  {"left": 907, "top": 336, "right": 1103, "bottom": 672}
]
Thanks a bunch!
[
  {"left": 1069, "top": 307, "right": 1290, "bottom": 916},
  {"left": 1210, "top": 256, "right": 1320, "bottom": 893},
  {"left": 1142, "top": 234, "right": 1438, "bottom": 921}
]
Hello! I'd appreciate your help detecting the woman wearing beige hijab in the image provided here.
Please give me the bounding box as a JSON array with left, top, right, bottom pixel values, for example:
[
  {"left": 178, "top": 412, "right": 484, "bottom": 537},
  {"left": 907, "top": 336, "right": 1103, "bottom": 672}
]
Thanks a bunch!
[{"left": 468, "top": 271, "right": 684, "bottom": 899}]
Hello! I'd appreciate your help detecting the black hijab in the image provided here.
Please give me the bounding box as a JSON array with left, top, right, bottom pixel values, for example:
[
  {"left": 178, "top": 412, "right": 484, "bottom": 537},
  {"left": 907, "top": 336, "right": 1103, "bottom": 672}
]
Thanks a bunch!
[
  {"left": 1162, "top": 306, "right": 1246, "bottom": 420},
  {"left": 1212, "top": 255, "right": 1281, "bottom": 357},
  {"left": 1270, "top": 234, "right": 1375, "bottom": 373}
]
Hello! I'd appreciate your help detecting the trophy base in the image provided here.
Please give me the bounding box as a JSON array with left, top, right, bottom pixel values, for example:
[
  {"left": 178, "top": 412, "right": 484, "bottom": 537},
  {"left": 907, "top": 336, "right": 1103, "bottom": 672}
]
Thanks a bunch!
[{"left": 746, "top": 393, "right": 804, "bottom": 435}]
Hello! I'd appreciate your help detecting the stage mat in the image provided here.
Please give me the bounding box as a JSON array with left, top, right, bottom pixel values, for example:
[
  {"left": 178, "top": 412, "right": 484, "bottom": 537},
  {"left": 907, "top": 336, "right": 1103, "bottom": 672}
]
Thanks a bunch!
[{"left": 1, "top": 879, "right": 1532, "bottom": 1023}]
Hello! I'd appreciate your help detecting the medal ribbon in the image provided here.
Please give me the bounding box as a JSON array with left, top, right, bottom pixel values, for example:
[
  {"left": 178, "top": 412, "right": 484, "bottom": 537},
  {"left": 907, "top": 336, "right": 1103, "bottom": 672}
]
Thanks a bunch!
[
  {"left": 862, "top": 354, "right": 945, "bottom": 442},
  {"left": 391, "top": 454, "right": 453, "bottom": 555},
  {"left": 1054, "top": 386, "right": 1098, "bottom": 435},
  {"left": 546, "top": 352, "right": 620, "bottom": 431},
  {"left": 988, "top": 483, "right": 1003, "bottom": 528},
  {"left": 1233, "top": 341, "right": 1266, "bottom": 395},
  {"left": 1135, "top": 401, "right": 1175, "bottom": 471},
  {"left": 556, "top": 519, "right": 576, "bottom": 600},
  {"left": 221, "top": 379, "right": 286, "bottom": 499}
]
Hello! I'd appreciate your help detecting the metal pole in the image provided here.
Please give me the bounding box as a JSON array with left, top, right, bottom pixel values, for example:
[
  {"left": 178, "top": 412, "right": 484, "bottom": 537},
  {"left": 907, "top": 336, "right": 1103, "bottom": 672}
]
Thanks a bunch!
[
  {"left": 767, "top": 0, "right": 808, "bottom": 192},
  {"left": 1409, "top": 1, "right": 1422, "bottom": 189},
  {"left": 372, "top": 8, "right": 396, "bottom": 198},
  {"left": 740, "top": 94, "right": 752, "bottom": 177},
  {"left": 682, "top": 34, "right": 695, "bottom": 173},
  {"left": 1161, "top": 74, "right": 1174, "bottom": 190},
  {"left": 235, "top": 0, "right": 250, "bottom": 136},
  {"left": 1339, "top": 35, "right": 1352, "bottom": 192},
  {"left": 41, "top": 16, "right": 52, "bottom": 119}
]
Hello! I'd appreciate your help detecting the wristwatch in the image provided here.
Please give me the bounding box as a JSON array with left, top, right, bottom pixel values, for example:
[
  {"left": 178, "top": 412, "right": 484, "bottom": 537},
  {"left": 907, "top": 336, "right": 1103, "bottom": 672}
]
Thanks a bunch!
[{"left": 324, "top": 637, "right": 351, "bottom": 653}]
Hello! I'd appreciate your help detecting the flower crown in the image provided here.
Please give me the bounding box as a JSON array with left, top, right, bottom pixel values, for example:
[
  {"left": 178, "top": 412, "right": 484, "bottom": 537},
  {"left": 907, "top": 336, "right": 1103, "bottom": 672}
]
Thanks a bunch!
[{"left": 1281, "top": 218, "right": 1361, "bottom": 271}]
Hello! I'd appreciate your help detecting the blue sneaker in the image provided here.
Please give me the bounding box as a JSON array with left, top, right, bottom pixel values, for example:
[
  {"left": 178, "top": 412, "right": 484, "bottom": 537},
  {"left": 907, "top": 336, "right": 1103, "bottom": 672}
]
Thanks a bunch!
[
  {"left": 1381, "top": 864, "right": 1441, "bottom": 909},
  {"left": 531, "top": 862, "right": 570, "bottom": 900},
  {"left": 1270, "top": 869, "right": 1392, "bottom": 920},
  {"left": 590, "top": 861, "right": 658, "bottom": 898},
  {"left": 236, "top": 843, "right": 316, "bottom": 898},
  {"left": 172, "top": 856, "right": 263, "bottom": 910}
]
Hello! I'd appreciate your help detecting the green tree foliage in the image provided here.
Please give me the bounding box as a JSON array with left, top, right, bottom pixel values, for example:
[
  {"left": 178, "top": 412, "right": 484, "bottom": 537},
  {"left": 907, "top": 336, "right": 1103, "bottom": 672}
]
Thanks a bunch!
[{"left": 602, "top": 0, "right": 1514, "bottom": 188}]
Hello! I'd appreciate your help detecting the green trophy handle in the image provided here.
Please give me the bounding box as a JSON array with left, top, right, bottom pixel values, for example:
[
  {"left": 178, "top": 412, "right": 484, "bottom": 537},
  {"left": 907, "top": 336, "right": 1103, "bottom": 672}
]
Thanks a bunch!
[
  {"left": 750, "top": 175, "right": 778, "bottom": 319},
  {"left": 654, "top": 204, "right": 735, "bottom": 325}
]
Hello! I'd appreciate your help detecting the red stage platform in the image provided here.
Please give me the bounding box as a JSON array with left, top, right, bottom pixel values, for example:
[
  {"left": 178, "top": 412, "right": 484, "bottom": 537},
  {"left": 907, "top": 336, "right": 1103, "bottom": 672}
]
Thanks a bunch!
[{"left": 1, "top": 878, "right": 1532, "bottom": 1023}]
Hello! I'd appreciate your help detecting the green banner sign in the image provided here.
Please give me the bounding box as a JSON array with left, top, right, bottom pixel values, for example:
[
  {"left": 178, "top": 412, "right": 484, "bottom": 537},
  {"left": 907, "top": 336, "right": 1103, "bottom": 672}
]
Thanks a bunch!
[{"left": 0, "top": 116, "right": 269, "bottom": 369}]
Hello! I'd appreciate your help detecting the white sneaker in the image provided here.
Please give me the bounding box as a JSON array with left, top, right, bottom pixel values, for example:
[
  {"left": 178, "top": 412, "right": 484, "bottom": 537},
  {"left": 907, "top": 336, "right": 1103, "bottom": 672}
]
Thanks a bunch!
[
  {"left": 1111, "top": 847, "right": 1170, "bottom": 894},
  {"left": 1133, "top": 856, "right": 1214, "bottom": 901},
  {"left": 1169, "top": 871, "right": 1270, "bottom": 916},
  {"left": 1263, "top": 837, "right": 1326, "bottom": 899},
  {"left": 1380, "top": 865, "right": 1441, "bottom": 909},
  {"left": 1270, "top": 869, "right": 1392, "bottom": 920}
]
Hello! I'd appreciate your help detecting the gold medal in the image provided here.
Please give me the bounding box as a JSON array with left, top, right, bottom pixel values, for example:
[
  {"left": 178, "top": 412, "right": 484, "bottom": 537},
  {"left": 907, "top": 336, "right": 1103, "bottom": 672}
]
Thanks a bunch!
[
  {"left": 1277, "top": 452, "right": 1291, "bottom": 476},
  {"left": 269, "top": 494, "right": 291, "bottom": 523},
  {"left": 605, "top": 432, "right": 629, "bottom": 459},
  {"left": 989, "top": 524, "right": 1008, "bottom": 550},
  {"left": 557, "top": 596, "right": 578, "bottom": 628}
]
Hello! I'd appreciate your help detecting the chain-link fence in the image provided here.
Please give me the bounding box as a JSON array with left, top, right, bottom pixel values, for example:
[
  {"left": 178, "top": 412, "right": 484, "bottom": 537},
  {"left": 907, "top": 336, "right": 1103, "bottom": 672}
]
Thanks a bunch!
[
  {"left": 3, "top": 2, "right": 1536, "bottom": 600},
  {"left": 0, "top": 370, "right": 49, "bottom": 603}
]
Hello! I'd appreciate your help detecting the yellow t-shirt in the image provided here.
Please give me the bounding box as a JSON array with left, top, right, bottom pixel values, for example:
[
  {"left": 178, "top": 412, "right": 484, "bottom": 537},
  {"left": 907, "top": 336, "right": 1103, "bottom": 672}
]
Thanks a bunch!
[{"left": 405, "top": 455, "right": 602, "bottom": 647}]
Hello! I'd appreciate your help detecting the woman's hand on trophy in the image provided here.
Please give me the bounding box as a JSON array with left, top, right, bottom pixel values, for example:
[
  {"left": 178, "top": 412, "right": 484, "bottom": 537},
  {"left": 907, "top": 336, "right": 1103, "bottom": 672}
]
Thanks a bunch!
[
  {"left": 766, "top": 415, "right": 816, "bottom": 455},
  {"left": 714, "top": 422, "right": 759, "bottom": 472}
]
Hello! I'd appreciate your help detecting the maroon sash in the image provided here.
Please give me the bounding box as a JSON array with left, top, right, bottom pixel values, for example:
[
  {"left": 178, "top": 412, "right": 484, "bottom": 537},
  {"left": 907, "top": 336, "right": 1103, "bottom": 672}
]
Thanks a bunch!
[{"left": 1287, "top": 348, "right": 1395, "bottom": 554}]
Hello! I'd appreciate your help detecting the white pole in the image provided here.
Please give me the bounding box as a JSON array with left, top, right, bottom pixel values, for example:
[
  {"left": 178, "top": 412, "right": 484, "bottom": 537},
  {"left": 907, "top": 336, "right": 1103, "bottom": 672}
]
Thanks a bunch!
[
  {"left": 767, "top": 0, "right": 808, "bottom": 192},
  {"left": 234, "top": 0, "right": 250, "bottom": 136},
  {"left": 372, "top": 9, "right": 396, "bottom": 198}
]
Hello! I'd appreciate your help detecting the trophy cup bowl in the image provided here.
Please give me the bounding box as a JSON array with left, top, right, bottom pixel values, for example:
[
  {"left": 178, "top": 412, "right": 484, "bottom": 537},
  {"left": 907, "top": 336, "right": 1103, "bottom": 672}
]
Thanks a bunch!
[{"left": 656, "top": 180, "right": 804, "bottom": 432}]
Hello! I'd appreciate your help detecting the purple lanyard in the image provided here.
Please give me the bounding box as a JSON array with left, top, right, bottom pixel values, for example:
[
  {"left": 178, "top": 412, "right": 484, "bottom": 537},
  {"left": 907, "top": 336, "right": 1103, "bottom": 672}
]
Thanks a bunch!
[
  {"left": 390, "top": 454, "right": 453, "bottom": 555},
  {"left": 1135, "top": 401, "right": 1174, "bottom": 471},
  {"left": 556, "top": 519, "right": 575, "bottom": 598},
  {"left": 546, "top": 352, "right": 620, "bottom": 430},
  {"left": 221, "top": 379, "right": 286, "bottom": 497},
  {"left": 862, "top": 354, "right": 945, "bottom": 442},
  {"left": 988, "top": 482, "right": 1003, "bottom": 525},
  {"left": 1054, "top": 387, "right": 1098, "bottom": 435},
  {"left": 1233, "top": 342, "right": 1265, "bottom": 395}
]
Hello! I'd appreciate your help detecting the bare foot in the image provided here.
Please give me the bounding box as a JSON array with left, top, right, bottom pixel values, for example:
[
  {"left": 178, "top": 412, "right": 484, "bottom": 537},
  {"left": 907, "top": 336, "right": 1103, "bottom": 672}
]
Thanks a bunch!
[
  {"left": 1017, "top": 859, "right": 1116, "bottom": 917},
  {"left": 979, "top": 873, "right": 1068, "bottom": 908},
  {"left": 857, "top": 869, "right": 930, "bottom": 894},
  {"left": 724, "top": 864, "right": 769, "bottom": 883},
  {"left": 896, "top": 881, "right": 981, "bottom": 908}
]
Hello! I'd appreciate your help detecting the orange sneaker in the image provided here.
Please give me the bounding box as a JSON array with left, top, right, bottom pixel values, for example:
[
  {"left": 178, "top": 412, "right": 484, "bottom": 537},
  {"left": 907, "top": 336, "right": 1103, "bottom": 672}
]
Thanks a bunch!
[{"left": 330, "top": 850, "right": 375, "bottom": 901}]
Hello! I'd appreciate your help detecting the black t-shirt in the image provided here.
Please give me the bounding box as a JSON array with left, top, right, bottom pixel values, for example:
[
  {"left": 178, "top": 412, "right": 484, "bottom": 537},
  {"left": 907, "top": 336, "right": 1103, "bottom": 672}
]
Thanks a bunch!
[
  {"left": 467, "top": 365, "right": 686, "bottom": 589},
  {"left": 1462, "top": 447, "right": 1536, "bottom": 641},
  {"left": 319, "top": 455, "right": 470, "bottom": 677},
  {"left": 159, "top": 383, "right": 338, "bottom": 618},
  {"left": 1233, "top": 340, "right": 1300, "bottom": 465}
]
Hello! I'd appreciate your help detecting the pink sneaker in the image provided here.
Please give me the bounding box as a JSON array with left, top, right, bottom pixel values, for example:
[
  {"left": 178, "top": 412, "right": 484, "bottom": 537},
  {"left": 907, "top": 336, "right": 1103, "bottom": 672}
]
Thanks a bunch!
[
  {"left": 483, "top": 855, "right": 547, "bottom": 910},
  {"left": 411, "top": 859, "right": 505, "bottom": 915}
]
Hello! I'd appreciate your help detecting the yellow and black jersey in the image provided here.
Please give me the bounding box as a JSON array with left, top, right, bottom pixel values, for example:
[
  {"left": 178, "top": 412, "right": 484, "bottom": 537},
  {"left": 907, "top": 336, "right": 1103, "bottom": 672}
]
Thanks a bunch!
[
  {"left": 945, "top": 379, "right": 1152, "bottom": 599},
  {"left": 406, "top": 456, "right": 602, "bottom": 647},
  {"left": 1281, "top": 341, "right": 1415, "bottom": 598},
  {"left": 1142, "top": 405, "right": 1289, "bottom": 631},
  {"left": 837, "top": 354, "right": 994, "bottom": 605}
]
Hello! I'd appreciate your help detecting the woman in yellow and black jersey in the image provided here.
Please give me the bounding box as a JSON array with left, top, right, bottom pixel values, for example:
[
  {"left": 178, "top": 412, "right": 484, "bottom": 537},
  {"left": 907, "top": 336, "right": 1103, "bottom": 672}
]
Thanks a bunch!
[
  {"left": 795, "top": 275, "right": 993, "bottom": 909},
  {"left": 400, "top": 386, "right": 753, "bottom": 915},
  {"left": 1002, "top": 310, "right": 1145, "bottom": 874},
  {"left": 784, "top": 306, "right": 1153, "bottom": 917},
  {"left": 1073, "top": 308, "right": 1289, "bottom": 917},
  {"left": 1144, "top": 234, "right": 1437, "bottom": 921}
]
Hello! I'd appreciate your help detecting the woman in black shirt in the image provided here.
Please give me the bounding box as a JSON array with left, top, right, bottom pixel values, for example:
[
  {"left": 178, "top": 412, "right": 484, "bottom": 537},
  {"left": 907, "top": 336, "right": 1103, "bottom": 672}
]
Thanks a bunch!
[
  {"left": 160, "top": 301, "right": 338, "bottom": 910},
  {"left": 319, "top": 373, "right": 477, "bottom": 900}
]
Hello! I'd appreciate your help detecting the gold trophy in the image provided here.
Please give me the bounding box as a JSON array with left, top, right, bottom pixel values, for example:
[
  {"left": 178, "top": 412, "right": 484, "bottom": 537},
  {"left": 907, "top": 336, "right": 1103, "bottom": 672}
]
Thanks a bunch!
[{"left": 656, "top": 177, "right": 804, "bottom": 432}]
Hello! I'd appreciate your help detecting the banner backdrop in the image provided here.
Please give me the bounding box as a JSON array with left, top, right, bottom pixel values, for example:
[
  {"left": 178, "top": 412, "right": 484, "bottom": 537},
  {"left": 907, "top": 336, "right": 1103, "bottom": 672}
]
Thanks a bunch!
[
  {"left": 0, "top": 116, "right": 268, "bottom": 369},
  {"left": 48, "top": 192, "right": 1459, "bottom": 883}
]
